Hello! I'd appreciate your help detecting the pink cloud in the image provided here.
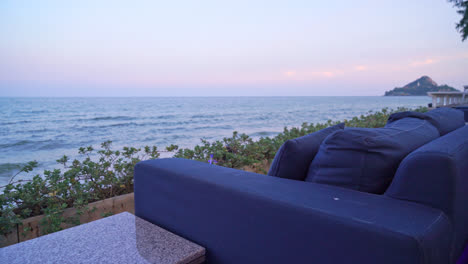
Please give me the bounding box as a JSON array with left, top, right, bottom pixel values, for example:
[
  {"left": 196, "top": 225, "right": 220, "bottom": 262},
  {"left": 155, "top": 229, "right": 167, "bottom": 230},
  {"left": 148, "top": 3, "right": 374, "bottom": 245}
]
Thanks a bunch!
[
  {"left": 409, "top": 58, "right": 436, "bottom": 67},
  {"left": 284, "top": 71, "right": 297, "bottom": 77},
  {"left": 354, "top": 65, "right": 368, "bottom": 71}
]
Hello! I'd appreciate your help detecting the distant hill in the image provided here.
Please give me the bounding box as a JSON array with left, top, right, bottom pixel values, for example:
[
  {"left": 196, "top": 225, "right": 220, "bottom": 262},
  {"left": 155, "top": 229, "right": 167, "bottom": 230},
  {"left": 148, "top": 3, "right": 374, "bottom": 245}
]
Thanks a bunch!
[{"left": 384, "top": 76, "right": 459, "bottom": 96}]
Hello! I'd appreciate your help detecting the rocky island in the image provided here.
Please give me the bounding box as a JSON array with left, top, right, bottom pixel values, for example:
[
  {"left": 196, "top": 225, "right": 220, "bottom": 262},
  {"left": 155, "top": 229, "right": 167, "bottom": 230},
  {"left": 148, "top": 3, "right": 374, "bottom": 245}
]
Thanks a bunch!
[{"left": 384, "top": 76, "right": 459, "bottom": 96}]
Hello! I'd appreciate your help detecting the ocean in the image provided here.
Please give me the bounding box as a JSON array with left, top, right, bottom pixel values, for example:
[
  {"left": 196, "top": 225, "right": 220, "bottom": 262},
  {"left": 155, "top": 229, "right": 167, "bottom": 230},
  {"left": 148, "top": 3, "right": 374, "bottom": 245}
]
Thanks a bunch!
[{"left": 0, "top": 96, "right": 430, "bottom": 186}]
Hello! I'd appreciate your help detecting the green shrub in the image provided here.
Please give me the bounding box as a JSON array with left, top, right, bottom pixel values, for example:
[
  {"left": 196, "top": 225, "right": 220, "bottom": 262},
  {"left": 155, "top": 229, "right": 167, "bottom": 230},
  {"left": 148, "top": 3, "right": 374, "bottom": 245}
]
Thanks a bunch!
[
  {"left": 0, "top": 106, "right": 428, "bottom": 236},
  {"left": 174, "top": 106, "right": 428, "bottom": 168},
  {"left": 0, "top": 141, "right": 159, "bottom": 236}
]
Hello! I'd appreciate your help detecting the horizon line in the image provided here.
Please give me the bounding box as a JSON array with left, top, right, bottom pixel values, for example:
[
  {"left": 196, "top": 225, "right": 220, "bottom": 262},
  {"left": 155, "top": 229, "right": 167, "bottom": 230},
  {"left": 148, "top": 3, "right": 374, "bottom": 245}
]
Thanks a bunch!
[{"left": 0, "top": 95, "right": 418, "bottom": 98}]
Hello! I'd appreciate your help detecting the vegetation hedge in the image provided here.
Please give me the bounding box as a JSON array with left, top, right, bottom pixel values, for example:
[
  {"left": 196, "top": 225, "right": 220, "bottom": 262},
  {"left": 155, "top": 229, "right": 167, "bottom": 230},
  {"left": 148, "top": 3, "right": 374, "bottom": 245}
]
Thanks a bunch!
[{"left": 0, "top": 107, "right": 427, "bottom": 236}]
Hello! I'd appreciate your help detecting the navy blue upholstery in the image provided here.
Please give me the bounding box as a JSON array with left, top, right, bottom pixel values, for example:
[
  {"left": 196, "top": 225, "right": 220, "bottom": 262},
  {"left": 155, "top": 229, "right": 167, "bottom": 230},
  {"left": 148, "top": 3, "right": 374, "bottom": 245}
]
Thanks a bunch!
[
  {"left": 134, "top": 112, "right": 468, "bottom": 264},
  {"left": 386, "top": 125, "right": 468, "bottom": 263},
  {"left": 135, "top": 158, "right": 452, "bottom": 264},
  {"left": 306, "top": 118, "right": 439, "bottom": 194},
  {"left": 268, "top": 123, "right": 344, "bottom": 181},
  {"left": 424, "top": 107, "right": 465, "bottom": 135},
  {"left": 386, "top": 111, "right": 439, "bottom": 128},
  {"left": 454, "top": 106, "right": 468, "bottom": 122}
]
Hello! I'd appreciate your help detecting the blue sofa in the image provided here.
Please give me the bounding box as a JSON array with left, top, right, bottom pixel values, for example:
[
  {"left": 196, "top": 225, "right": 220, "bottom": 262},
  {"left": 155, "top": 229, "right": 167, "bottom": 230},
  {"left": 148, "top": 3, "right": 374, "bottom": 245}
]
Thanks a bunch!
[
  {"left": 455, "top": 106, "right": 468, "bottom": 122},
  {"left": 134, "top": 108, "right": 468, "bottom": 264}
]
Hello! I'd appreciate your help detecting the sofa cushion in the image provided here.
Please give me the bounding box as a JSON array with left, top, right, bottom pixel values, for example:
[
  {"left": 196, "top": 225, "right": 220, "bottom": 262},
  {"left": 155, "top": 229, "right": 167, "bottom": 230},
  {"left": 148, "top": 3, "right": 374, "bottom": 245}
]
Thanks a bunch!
[
  {"left": 386, "top": 111, "right": 439, "bottom": 128},
  {"left": 454, "top": 106, "right": 468, "bottom": 122},
  {"left": 306, "top": 118, "right": 439, "bottom": 194},
  {"left": 424, "top": 107, "right": 465, "bottom": 135},
  {"left": 268, "top": 123, "right": 344, "bottom": 181}
]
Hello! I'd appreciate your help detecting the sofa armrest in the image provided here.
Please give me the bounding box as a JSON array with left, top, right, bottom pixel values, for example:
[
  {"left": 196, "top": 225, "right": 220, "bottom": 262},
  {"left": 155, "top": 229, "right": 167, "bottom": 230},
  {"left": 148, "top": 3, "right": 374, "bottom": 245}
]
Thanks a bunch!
[
  {"left": 135, "top": 158, "right": 451, "bottom": 264},
  {"left": 386, "top": 152, "right": 457, "bottom": 219},
  {"left": 385, "top": 125, "right": 468, "bottom": 262}
]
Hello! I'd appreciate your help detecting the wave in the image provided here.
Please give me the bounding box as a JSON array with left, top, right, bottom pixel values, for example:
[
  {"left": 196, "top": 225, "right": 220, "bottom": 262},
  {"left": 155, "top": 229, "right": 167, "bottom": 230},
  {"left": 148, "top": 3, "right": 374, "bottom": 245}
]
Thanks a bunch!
[
  {"left": 148, "top": 126, "right": 187, "bottom": 134},
  {"left": 76, "top": 122, "right": 139, "bottom": 130},
  {"left": 91, "top": 116, "right": 134, "bottom": 121},
  {"left": 191, "top": 113, "right": 239, "bottom": 119},
  {"left": 77, "top": 120, "right": 225, "bottom": 130},
  {"left": 0, "top": 140, "right": 33, "bottom": 149},
  {"left": 249, "top": 131, "right": 279, "bottom": 137},
  {"left": 192, "top": 125, "right": 234, "bottom": 130},
  {"left": 13, "top": 110, "right": 49, "bottom": 114},
  {"left": 154, "top": 114, "right": 177, "bottom": 120},
  {"left": 0, "top": 120, "right": 32, "bottom": 125},
  {"left": 74, "top": 114, "right": 180, "bottom": 123},
  {"left": 191, "top": 114, "right": 217, "bottom": 119},
  {"left": 0, "top": 139, "right": 72, "bottom": 151},
  {"left": 75, "top": 116, "right": 135, "bottom": 122},
  {"left": 0, "top": 163, "right": 23, "bottom": 177},
  {"left": 37, "top": 140, "right": 73, "bottom": 151},
  {"left": 169, "top": 134, "right": 191, "bottom": 140},
  {"left": 16, "top": 128, "right": 50, "bottom": 134},
  {"left": 152, "top": 121, "right": 191, "bottom": 127},
  {"left": 145, "top": 124, "right": 234, "bottom": 134}
]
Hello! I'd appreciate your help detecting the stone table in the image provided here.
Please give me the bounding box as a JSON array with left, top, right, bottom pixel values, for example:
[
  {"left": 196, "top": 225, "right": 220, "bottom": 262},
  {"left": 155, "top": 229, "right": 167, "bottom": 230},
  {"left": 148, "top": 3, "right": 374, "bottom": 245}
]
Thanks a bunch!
[{"left": 0, "top": 212, "right": 205, "bottom": 264}]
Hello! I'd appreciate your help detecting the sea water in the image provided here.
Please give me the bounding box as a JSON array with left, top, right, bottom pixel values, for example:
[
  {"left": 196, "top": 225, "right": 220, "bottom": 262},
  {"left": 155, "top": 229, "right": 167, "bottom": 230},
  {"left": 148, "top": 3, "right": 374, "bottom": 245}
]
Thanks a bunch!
[{"left": 0, "top": 96, "right": 429, "bottom": 185}]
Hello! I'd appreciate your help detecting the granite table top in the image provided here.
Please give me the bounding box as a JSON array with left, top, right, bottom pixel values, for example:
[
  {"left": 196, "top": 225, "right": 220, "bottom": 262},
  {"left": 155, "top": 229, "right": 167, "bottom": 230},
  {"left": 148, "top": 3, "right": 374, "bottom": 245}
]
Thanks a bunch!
[{"left": 0, "top": 212, "right": 205, "bottom": 264}]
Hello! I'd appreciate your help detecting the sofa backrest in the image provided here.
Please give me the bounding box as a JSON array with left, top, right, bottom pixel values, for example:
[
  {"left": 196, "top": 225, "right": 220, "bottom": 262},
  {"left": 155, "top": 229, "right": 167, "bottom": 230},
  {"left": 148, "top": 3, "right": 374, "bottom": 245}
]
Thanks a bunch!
[
  {"left": 386, "top": 108, "right": 465, "bottom": 136},
  {"left": 424, "top": 107, "right": 465, "bottom": 136},
  {"left": 306, "top": 117, "right": 439, "bottom": 194},
  {"left": 385, "top": 125, "right": 468, "bottom": 261}
]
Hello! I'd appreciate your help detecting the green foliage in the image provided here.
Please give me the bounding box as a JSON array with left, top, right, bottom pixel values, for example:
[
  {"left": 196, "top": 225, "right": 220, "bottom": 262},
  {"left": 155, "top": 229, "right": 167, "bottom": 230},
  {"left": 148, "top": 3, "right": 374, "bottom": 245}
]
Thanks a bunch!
[
  {"left": 174, "top": 106, "right": 428, "bottom": 169},
  {"left": 449, "top": 0, "right": 468, "bottom": 41},
  {"left": 0, "top": 141, "right": 159, "bottom": 236},
  {"left": 0, "top": 107, "right": 428, "bottom": 236}
]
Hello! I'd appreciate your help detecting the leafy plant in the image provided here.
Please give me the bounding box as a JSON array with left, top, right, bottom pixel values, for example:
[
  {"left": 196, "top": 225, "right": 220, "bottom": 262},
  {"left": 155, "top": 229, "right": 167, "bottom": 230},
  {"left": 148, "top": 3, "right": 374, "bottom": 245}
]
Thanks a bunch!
[
  {"left": 174, "top": 107, "right": 428, "bottom": 169},
  {"left": 0, "top": 107, "right": 428, "bottom": 237},
  {"left": 449, "top": 0, "right": 468, "bottom": 41},
  {"left": 0, "top": 141, "right": 160, "bottom": 236}
]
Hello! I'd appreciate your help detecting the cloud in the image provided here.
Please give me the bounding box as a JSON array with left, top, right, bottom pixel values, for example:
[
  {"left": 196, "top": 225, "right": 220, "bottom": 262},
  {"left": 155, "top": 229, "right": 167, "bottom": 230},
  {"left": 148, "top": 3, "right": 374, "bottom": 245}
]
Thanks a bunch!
[
  {"left": 284, "top": 71, "right": 297, "bottom": 77},
  {"left": 409, "top": 58, "right": 436, "bottom": 67},
  {"left": 354, "top": 65, "right": 368, "bottom": 71},
  {"left": 282, "top": 69, "right": 338, "bottom": 80},
  {"left": 312, "top": 71, "right": 335, "bottom": 77}
]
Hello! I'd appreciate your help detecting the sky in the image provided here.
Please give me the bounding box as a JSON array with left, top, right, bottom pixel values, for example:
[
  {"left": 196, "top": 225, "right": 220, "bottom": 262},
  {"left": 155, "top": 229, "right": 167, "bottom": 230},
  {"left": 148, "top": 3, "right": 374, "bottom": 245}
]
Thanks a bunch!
[{"left": 0, "top": 0, "right": 467, "bottom": 96}]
